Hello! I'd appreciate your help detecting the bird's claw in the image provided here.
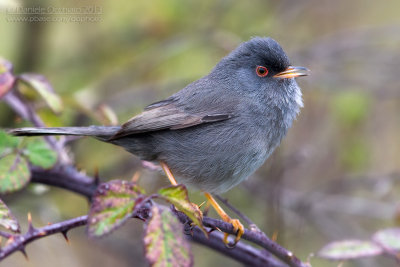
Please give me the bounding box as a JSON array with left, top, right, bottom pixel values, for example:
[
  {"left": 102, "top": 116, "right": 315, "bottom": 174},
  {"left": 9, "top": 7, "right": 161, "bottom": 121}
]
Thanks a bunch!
[{"left": 223, "top": 218, "right": 244, "bottom": 248}]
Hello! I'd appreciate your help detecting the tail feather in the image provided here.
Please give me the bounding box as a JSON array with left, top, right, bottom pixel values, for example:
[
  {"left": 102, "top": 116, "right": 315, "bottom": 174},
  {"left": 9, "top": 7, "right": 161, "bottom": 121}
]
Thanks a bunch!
[{"left": 8, "top": 126, "right": 121, "bottom": 140}]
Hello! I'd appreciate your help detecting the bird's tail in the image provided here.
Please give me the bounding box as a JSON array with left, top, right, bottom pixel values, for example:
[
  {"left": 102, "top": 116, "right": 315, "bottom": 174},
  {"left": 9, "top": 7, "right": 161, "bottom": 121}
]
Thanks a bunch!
[{"left": 8, "top": 126, "right": 121, "bottom": 140}]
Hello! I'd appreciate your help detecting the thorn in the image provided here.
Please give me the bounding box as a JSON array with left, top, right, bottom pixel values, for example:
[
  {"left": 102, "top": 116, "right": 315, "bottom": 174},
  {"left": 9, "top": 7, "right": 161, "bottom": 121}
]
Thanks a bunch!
[
  {"left": 27, "top": 213, "right": 35, "bottom": 234},
  {"left": 249, "top": 224, "right": 260, "bottom": 232},
  {"left": 93, "top": 167, "right": 100, "bottom": 185},
  {"left": 20, "top": 247, "right": 28, "bottom": 261},
  {"left": 207, "top": 228, "right": 216, "bottom": 234},
  {"left": 197, "top": 201, "right": 206, "bottom": 209},
  {"left": 61, "top": 231, "right": 69, "bottom": 244},
  {"left": 271, "top": 230, "right": 278, "bottom": 242},
  {"left": 131, "top": 171, "right": 141, "bottom": 183},
  {"left": 38, "top": 231, "right": 46, "bottom": 236}
]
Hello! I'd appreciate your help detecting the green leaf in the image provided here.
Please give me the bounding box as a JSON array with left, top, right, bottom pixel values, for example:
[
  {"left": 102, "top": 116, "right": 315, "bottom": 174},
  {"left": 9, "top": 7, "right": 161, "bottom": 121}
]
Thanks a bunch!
[
  {"left": 87, "top": 180, "right": 144, "bottom": 237},
  {"left": 373, "top": 228, "right": 400, "bottom": 251},
  {"left": 18, "top": 73, "right": 63, "bottom": 113},
  {"left": 144, "top": 205, "right": 193, "bottom": 267},
  {"left": 318, "top": 240, "right": 383, "bottom": 260},
  {"left": 24, "top": 139, "right": 57, "bottom": 169},
  {"left": 0, "top": 130, "right": 20, "bottom": 156},
  {"left": 0, "top": 58, "right": 15, "bottom": 99},
  {"left": 0, "top": 198, "right": 20, "bottom": 233},
  {"left": 158, "top": 185, "right": 207, "bottom": 236},
  {"left": 0, "top": 153, "right": 30, "bottom": 193}
]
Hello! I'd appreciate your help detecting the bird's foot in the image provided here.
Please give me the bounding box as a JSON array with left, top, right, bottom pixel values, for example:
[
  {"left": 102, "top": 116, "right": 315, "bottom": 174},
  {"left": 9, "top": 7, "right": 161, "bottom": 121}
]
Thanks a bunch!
[
  {"left": 222, "top": 217, "right": 244, "bottom": 248},
  {"left": 204, "top": 192, "right": 245, "bottom": 248}
]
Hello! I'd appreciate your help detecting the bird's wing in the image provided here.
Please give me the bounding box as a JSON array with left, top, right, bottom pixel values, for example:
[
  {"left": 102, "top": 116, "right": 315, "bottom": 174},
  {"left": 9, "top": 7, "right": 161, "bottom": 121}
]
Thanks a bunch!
[{"left": 110, "top": 98, "right": 232, "bottom": 140}]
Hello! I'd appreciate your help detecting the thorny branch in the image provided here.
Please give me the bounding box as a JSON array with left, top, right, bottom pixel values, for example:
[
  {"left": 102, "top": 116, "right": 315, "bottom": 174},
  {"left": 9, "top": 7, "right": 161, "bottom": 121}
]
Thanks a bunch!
[
  {"left": 28, "top": 166, "right": 308, "bottom": 267},
  {"left": 0, "top": 90, "right": 309, "bottom": 267},
  {"left": 0, "top": 215, "right": 87, "bottom": 260},
  {"left": 0, "top": 199, "right": 289, "bottom": 267}
]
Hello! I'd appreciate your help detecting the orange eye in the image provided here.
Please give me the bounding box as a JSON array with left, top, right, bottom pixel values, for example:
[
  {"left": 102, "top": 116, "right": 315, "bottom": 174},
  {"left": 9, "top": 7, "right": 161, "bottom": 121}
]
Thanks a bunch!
[{"left": 256, "top": 66, "right": 268, "bottom": 77}]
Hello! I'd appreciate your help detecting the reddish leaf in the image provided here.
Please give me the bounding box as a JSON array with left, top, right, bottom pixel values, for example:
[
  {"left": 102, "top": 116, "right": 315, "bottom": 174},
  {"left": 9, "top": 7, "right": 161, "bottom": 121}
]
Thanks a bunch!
[
  {"left": 144, "top": 206, "right": 193, "bottom": 267},
  {"left": 87, "top": 180, "right": 144, "bottom": 237}
]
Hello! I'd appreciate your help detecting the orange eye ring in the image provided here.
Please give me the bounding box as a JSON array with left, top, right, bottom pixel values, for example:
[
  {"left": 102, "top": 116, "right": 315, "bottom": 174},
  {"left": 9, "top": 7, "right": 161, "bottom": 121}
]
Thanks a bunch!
[{"left": 256, "top": 66, "right": 268, "bottom": 77}]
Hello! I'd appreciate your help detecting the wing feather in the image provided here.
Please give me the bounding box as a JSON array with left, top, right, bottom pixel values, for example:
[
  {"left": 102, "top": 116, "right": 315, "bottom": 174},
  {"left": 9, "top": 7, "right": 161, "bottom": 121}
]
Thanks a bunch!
[{"left": 110, "top": 102, "right": 232, "bottom": 140}]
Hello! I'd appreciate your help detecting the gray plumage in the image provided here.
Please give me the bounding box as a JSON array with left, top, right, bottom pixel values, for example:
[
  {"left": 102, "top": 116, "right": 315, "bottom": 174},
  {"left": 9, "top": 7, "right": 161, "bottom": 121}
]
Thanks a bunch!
[{"left": 9, "top": 37, "right": 305, "bottom": 194}]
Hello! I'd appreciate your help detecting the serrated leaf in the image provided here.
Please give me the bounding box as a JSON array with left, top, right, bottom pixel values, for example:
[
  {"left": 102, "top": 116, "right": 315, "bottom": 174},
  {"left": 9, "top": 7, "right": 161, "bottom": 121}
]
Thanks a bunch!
[
  {"left": 373, "top": 228, "right": 400, "bottom": 251},
  {"left": 87, "top": 180, "right": 144, "bottom": 237},
  {"left": 0, "top": 153, "right": 30, "bottom": 193},
  {"left": 0, "top": 58, "right": 15, "bottom": 99},
  {"left": 144, "top": 206, "right": 193, "bottom": 267},
  {"left": 18, "top": 73, "right": 63, "bottom": 113},
  {"left": 158, "top": 185, "right": 206, "bottom": 236},
  {"left": 318, "top": 240, "right": 383, "bottom": 260},
  {"left": 24, "top": 139, "right": 57, "bottom": 169},
  {"left": 0, "top": 130, "right": 20, "bottom": 155},
  {"left": 0, "top": 198, "right": 20, "bottom": 233}
]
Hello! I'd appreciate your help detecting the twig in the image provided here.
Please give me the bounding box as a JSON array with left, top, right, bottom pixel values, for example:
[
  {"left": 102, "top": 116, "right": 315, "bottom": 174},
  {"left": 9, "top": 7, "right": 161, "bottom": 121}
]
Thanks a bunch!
[
  {"left": 29, "top": 164, "right": 306, "bottom": 267},
  {"left": 188, "top": 226, "right": 287, "bottom": 267},
  {"left": 0, "top": 215, "right": 87, "bottom": 260},
  {"left": 30, "top": 165, "right": 98, "bottom": 198},
  {"left": 0, "top": 202, "right": 289, "bottom": 267},
  {"left": 200, "top": 216, "right": 306, "bottom": 267}
]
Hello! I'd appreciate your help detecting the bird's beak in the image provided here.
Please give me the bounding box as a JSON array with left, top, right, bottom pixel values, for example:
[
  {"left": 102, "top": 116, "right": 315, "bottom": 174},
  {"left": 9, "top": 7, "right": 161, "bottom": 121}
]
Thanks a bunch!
[{"left": 273, "top": 66, "right": 309, "bottom": 79}]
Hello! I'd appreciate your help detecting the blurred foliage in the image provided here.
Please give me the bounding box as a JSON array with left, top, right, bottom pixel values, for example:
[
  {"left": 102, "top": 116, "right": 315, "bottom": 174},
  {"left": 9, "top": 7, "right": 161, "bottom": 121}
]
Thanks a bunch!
[
  {"left": 332, "top": 91, "right": 370, "bottom": 126},
  {"left": 0, "top": 131, "right": 56, "bottom": 193},
  {"left": 1, "top": 0, "right": 400, "bottom": 266}
]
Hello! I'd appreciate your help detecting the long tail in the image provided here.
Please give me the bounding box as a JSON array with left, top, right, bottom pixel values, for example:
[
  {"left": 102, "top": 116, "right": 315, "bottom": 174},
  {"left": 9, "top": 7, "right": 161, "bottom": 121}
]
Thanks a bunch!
[{"left": 8, "top": 126, "right": 121, "bottom": 140}]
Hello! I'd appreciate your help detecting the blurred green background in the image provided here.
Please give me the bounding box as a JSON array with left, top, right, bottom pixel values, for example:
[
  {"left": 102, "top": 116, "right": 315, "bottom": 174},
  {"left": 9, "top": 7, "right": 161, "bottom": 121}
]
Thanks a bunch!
[{"left": 1, "top": 0, "right": 400, "bottom": 266}]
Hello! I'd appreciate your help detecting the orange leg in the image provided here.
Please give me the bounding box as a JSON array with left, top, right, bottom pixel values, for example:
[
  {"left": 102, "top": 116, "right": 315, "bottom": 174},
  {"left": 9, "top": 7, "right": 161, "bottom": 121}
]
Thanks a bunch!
[
  {"left": 160, "top": 162, "right": 244, "bottom": 246},
  {"left": 204, "top": 192, "right": 244, "bottom": 246},
  {"left": 160, "top": 161, "right": 178, "bottom": 185}
]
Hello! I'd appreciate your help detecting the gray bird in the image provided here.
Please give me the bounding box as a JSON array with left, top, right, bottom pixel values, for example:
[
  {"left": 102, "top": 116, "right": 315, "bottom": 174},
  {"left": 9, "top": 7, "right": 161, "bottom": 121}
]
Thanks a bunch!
[{"left": 10, "top": 37, "right": 308, "bottom": 244}]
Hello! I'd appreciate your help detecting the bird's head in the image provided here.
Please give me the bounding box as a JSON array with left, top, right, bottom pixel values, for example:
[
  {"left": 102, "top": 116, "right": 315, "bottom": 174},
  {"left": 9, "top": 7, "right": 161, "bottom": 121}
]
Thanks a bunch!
[{"left": 212, "top": 37, "right": 309, "bottom": 98}]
